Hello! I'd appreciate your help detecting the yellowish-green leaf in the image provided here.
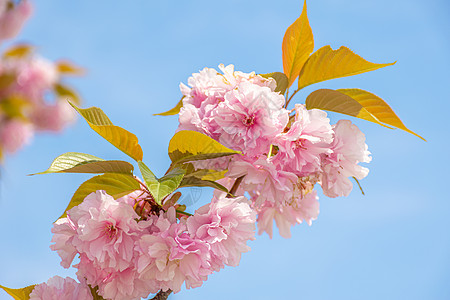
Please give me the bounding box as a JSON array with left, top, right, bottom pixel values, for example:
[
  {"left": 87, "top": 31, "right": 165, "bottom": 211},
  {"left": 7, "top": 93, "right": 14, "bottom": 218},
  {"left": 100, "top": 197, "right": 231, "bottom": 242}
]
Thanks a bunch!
[
  {"left": 56, "top": 61, "right": 85, "bottom": 75},
  {"left": 168, "top": 131, "right": 240, "bottom": 165},
  {"left": 336, "top": 88, "right": 425, "bottom": 140},
  {"left": 54, "top": 83, "right": 81, "bottom": 104},
  {"left": 305, "top": 88, "right": 425, "bottom": 140},
  {"left": 70, "top": 103, "right": 144, "bottom": 161},
  {"left": 59, "top": 173, "right": 141, "bottom": 220},
  {"left": 0, "top": 96, "right": 29, "bottom": 120},
  {"left": 31, "top": 152, "right": 134, "bottom": 175},
  {"left": 154, "top": 97, "right": 184, "bottom": 116},
  {"left": 180, "top": 162, "right": 227, "bottom": 182},
  {"left": 260, "top": 72, "right": 289, "bottom": 95},
  {"left": 200, "top": 170, "right": 227, "bottom": 181},
  {"left": 0, "top": 284, "right": 36, "bottom": 300},
  {"left": 3, "top": 44, "right": 34, "bottom": 59},
  {"left": 298, "top": 46, "right": 396, "bottom": 90},
  {"left": 0, "top": 73, "right": 16, "bottom": 90},
  {"left": 179, "top": 176, "right": 229, "bottom": 194},
  {"left": 138, "top": 161, "right": 185, "bottom": 204},
  {"left": 282, "top": 0, "right": 314, "bottom": 87}
]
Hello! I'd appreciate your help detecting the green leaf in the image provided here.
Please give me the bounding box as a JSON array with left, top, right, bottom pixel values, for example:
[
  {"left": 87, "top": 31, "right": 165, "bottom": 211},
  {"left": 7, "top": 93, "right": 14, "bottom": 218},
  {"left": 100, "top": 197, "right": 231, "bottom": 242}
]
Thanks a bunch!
[
  {"left": 169, "top": 131, "right": 240, "bottom": 165},
  {"left": 154, "top": 97, "right": 184, "bottom": 116},
  {"left": 298, "top": 46, "right": 396, "bottom": 90},
  {"left": 260, "top": 72, "right": 289, "bottom": 95},
  {"left": 138, "top": 161, "right": 185, "bottom": 204},
  {"left": 59, "top": 173, "right": 141, "bottom": 220},
  {"left": 282, "top": 0, "right": 314, "bottom": 87},
  {"left": 31, "top": 152, "right": 134, "bottom": 175},
  {"left": 305, "top": 89, "right": 425, "bottom": 141},
  {"left": 179, "top": 176, "right": 229, "bottom": 194},
  {"left": 70, "top": 103, "right": 144, "bottom": 161},
  {"left": 54, "top": 83, "right": 81, "bottom": 104},
  {"left": 0, "top": 284, "right": 35, "bottom": 300}
]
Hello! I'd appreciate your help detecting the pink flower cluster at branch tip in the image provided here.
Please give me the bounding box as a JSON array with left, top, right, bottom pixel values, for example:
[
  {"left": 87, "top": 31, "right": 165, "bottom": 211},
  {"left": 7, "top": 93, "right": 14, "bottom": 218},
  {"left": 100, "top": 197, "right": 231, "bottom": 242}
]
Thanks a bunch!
[
  {"left": 0, "top": 0, "right": 80, "bottom": 159},
  {"left": 178, "top": 64, "right": 371, "bottom": 238},
  {"left": 51, "top": 191, "right": 256, "bottom": 299}
]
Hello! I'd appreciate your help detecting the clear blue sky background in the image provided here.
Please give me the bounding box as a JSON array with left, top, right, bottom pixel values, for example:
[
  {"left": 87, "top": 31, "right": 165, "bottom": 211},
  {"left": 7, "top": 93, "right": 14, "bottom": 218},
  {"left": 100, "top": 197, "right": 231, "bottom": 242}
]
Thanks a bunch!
[{"left": 1, "top": 0, "right": 449, "bottom": 299}]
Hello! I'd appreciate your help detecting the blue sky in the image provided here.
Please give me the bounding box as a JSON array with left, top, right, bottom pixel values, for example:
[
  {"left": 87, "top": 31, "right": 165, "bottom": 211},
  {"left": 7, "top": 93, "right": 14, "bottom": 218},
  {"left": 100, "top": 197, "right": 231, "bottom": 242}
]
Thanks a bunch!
[{"left": 1, "top": 0, "right": 449, "bottom": 299}]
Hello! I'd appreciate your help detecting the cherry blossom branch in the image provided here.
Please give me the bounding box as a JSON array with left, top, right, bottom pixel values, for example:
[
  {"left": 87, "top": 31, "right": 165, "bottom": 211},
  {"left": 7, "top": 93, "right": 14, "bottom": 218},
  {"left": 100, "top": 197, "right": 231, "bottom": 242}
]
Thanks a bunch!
[{"left": 150, "top": 289, "right": 172, "bottom": 300}]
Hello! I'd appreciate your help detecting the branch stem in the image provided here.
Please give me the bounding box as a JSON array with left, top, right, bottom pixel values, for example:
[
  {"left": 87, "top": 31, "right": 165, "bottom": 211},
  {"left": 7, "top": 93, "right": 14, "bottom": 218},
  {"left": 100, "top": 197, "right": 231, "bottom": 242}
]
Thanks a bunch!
[
  {"left": 227, "top": 176, "right": 244, "bottom": 198},
  {"left": 151, "top": 289, "right": 172, "bottom": 300},
  {"left": 286, "top": 88, "right": 300, "bottom": 107}
]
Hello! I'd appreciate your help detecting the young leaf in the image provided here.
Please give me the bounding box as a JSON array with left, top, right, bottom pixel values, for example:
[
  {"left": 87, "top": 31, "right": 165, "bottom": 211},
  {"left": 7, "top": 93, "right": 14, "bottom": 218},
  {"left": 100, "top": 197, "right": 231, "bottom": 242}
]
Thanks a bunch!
[
  {"left": 179, "top": 176, "right": 229, "bottom": 194},
  {"left": 154, "top": 97, "right": 184, "bottom": 116},
  {"left": 298, "top": 46, "right": 395, "bottom": 90},
  {"left": 54, "top": 83, "right": 81, "bottom": 104},
  {"left": 260, "top": 72, "right": 289, "bottom": 94},
  {"left": 2, "top": 44, "right": 34, "bottom": 58},
  {"left": 138, "top": 161, "right": 185, "bottom": 204},
  {"left": 0, "top": 96, "right": 29, "bottom": 120},
  {"left": 169, "top": 131, "right": 240, "bottom": 165},
  {"left": 70, "top": 103, "right": 144, "bottom": 161},
  {"left": 0, "top": 284, "right": 36, "bottom": 300},
  {"left": 282, "top": 0, "right": 314, "bottom": 87},
  {"left": 31, "top": 152, "right": 134, "bottom": 175},
  {"left": 56, "top": 61, "right": 85, "bottom": 75},
  {"left": 336, "top": 89, "right": 425, "bottom": 140},
  {"left": 59, "top": 173, "right": 141, "bottom": 220},
  {"left": 305, "top": 89, "right": 425, "bottom": 140}
]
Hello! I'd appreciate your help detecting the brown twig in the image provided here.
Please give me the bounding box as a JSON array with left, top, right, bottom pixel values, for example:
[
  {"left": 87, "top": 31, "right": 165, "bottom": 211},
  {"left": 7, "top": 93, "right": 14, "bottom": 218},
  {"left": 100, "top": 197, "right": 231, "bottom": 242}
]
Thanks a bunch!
[
  {"left": 227, "top": 175, "right": 244, "bottom": 198},
  {"left": 150, "top": 289, "right": 172, "bottom": 300}
]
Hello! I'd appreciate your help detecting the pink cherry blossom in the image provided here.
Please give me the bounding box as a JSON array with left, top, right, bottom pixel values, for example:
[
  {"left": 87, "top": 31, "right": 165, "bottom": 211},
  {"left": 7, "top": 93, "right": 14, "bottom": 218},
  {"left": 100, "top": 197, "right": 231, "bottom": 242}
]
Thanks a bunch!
[
  {"left": 0, "top": 119, "right": 33, "bottom": 153},
  {"left": 274, "top": 104, "right": 333, "bottom": 176},
  {"left": 214, "top": 81, "right": 288, "bottom": 156},
  {"left": 135, "top": 213, "right": 212, "bottom": 293},
  {"left": 177, "top": 64, "right": 279, "bottom": 144},
  {"left": 68, "top": 190, "right": 141, "bottom": 272},
  {"left": 14, "top": 57, "right": 59, "bottom": 103},
  {"left": 31, "top": 101, "right": 76, "bottom": 132},
  {"left": 187, "top": 195, "right": 256, "bottom": 270},
  {"left": 29, "top": 276, "right": 92, "bottom": 300},
  {"left": 320, "top": 119, "right": 371, "bottom": 198},
  {"left": 227, "top": 157, "right": 298, "bottom": 207},
  {"left": 50, "top": 216, "right": 77, "bottom": 269},
  {"left": 0, "top": 0, "right": 32, "bottom": 42},
  {"left": 257, "top": 190, "right": 319, "bottom": 238},
  {"left": 76, "top": 254, "right": 153, "bottom": 300}
]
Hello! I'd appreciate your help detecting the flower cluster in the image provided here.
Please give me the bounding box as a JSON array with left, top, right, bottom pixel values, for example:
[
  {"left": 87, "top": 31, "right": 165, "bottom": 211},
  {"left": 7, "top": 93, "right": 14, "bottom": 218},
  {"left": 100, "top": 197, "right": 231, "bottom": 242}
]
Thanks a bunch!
[
  {"left": 179, "top": 64, "right": 371, "bottom": 238},
  {"left": 0, "top": 0, "right": 80, "bottom": 159},
  {"left": 49, "top": 190, "right": 256, "bottom": 299}
]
